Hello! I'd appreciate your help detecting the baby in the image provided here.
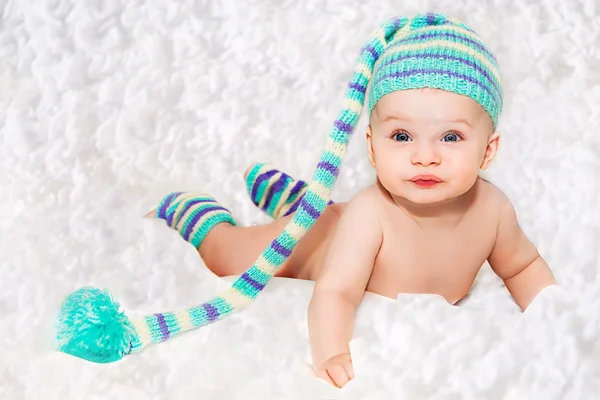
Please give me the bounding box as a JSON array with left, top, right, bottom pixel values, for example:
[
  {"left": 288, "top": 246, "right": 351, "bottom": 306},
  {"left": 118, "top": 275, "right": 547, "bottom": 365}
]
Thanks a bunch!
[{"left": 145, "top": 13, "right": 557, "bottom": 389}]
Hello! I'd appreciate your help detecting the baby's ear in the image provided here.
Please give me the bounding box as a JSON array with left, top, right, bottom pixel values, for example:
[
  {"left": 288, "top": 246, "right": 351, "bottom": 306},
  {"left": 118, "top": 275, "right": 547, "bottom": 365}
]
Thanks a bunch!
[
  {"left": 366, "top": 125, "right": 376, "bottom": 167},
  {"left": 480, "top": 131, "right": 500, "bottom": 170}
]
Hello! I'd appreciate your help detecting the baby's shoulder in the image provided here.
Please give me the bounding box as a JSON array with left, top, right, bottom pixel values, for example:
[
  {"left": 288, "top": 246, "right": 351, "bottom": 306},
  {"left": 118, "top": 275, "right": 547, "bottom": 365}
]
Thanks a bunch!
[
  {"left": 475, "top": 177, "right": 514, "bottom": 219},
  {"left": 343, "top": 184, "right": 387, "bottom": 217},
  {"left": 348, "top": 183, "right": 389, "bottom": 206}
]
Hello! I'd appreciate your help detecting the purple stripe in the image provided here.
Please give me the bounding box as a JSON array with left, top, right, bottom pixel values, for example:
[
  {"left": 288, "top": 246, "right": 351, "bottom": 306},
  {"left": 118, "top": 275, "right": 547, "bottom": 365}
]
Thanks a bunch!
[
  {"left": 288, "top": 180, "right": 306, "bottom": 199},
  {"left": 317, "top": 160, "right": 339, "bottom": 176},
  {"left": 158, "top": 192, "right": 181, "bottom": 219},
  {"left": 397, "top": 31, "right": 498, "bottom": 64},
  {"left": 373, "top": 68, "right": 496, "bottom": 104},
  {"left": 392, "top": 17, "right": 403, "bottom": 30},
  {"left": 271, "top": 239, "right": 292, "bottom": 257},
  {"left": 167, "top": 198, "right": 212, "bottom": 227},
  {"left": 202, "top": 303, "right": 220, "bottom": 322},
  {"left": 377, "top": 52, "right": 501, "bottom": 99},
  {"left": 362, "top": 44, "right": 379, "bottom": 60},
  {"left": 182, "top": 205, "right": 228, "bottom": 241},
  {"left": 426, "top": 13, "right": 435, "bottom": 25},
  {"left": 240, "top": 272, "right": 266, "bottom": 291},
  {"left": 284, "top": 197, "right": 335, "bottom": 217},
  {"left": 262, "top": 174, "right": 288, "bottom": 212},
  {"left": 251, "top": 169, "right": 277, "bottom": 203},
  {"left": 348, "top": 82, "right": 366, "bottom": 94},
  {"left": 282, "top": 181, "right": 309, "bottom": 217},
  {"left": 154, "top": 313, "right": 170, "bottom": 340},
  {"left": 299, "top": 199, "right": 321, "bottom": 220},
  {"left": 333, "top": 119, "right": 352, "bottom": 133},
  {"left": 284, "top": 196, "right": 302, "bottom": 216}
]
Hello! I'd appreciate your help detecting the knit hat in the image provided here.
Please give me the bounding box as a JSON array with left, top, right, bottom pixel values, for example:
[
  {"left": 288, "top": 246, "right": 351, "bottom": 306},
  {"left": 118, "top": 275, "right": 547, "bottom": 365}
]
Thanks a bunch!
[
  {"left": 367, "top": 13, "right": 503, "bottom": 127},
  {"left": 54, "top": 12, "right": 504, "bottom": 363}
]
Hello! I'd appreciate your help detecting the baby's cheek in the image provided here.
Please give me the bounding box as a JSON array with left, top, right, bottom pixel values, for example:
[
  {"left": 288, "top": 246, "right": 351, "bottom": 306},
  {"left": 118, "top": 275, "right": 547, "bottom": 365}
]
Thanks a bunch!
[
  {"left": 376, "top": 169, "right": 403, "bottom": 192},
  {"left": 452, "top": 164, "right": 481, "bottom": 190}
]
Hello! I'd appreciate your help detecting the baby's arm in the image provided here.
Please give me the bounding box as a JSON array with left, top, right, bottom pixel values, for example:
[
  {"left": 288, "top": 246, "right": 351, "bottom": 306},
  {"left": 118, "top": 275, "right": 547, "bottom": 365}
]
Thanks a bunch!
[
  {"left": 487, "top": 193, "right": 557, "bottom": 311},
  {"left": 308, "top": 188, "right": 383, "bottom": 386}
]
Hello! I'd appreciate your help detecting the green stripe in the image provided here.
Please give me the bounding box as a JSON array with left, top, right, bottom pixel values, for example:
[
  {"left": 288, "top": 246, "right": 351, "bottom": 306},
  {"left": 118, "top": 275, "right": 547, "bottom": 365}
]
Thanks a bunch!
[
  {"left": 179, "top": 201, "right": 216, "bottom": 238},
  {"left": 377, "top": 50, "right": 501, "bottom": 102},
  {"left": 245, "top": 164, "right": 263, "bottom": 194},
  {"left": 340, "top": 108, "right": 361, "bottom": 126},
  {"left": 323, "top": 151, "right": 342, "bottom": 168},
  {"left": 143, "top": 315, "right": 164, "bottom": 343},
  {"left": 162, "top": 312, "right": 182, "bottom": 336},
  {"left": 314, "top": 169, "right": 337, "bottom": 190},
  {"left": 276, "top": 230, "right": 297, "bottom": 250},
  {"left": 351, "top": 72, "right": 369, "bottom": 91},
  {"left": 264, "top": 243, "right": 287, "bottom": 266},
  {"left": 245, "top": 267, "right": 272, "bottom": 285},
  {"left": 210, "top": 296, "right": 233, "bottom": 315},
  {"left": 188, "top": 305, "right": 208, "bottom": 327},
  {"left": 232, "top": 278, "right": 260, "bottom": 299},
  {"left": 380, "top": 47, "right": 501, "bottom": 96},
  {"left": 188, "top": 212, "right": 235, "bottom": 248}
]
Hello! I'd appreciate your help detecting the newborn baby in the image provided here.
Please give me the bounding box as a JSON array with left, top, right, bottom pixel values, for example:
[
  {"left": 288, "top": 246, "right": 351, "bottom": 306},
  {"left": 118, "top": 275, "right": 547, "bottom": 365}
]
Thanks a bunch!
[{"left": 145, "top": 13, "right": 557, "bottom": 389}]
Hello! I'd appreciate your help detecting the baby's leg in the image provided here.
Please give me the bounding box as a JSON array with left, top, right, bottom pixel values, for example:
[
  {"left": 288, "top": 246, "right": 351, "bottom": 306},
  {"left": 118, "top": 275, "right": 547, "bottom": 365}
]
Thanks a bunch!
[
  {"left": 146, "top": 191, "right": 345, "bottom": 279},
  {"left": 199, "top": 208, "right": 341, "bottom": 279}
]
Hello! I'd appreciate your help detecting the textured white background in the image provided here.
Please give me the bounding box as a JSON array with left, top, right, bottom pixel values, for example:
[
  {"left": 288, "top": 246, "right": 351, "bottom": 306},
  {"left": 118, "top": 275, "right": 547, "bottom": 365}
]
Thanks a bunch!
[{"left": 1, "top": 0, "right": 600, "bottom": 398}]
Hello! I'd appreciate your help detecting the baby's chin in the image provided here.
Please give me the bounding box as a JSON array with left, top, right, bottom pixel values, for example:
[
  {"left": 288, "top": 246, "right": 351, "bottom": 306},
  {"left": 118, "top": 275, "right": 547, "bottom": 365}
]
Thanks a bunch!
[{"left": 386, "top": 183, "right": 467, "bottom": 206}]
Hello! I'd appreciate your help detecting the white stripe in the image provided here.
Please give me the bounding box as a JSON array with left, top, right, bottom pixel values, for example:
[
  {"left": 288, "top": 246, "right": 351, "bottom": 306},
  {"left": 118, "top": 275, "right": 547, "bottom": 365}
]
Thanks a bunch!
[
  {"left": 342, "top": 98, "right": 363, "bottom": 115},
  {"left": 258, "top": 172, "right": 283, "bottom": 209},
  {"left": 174, "top": 310, "right": 194, "bottom": 331},
  {"left": 131, "top": 317, "right": 154, "bottom": 347},
  {"left": 222, "top": 287, "right": 253, "bottom": 307}
]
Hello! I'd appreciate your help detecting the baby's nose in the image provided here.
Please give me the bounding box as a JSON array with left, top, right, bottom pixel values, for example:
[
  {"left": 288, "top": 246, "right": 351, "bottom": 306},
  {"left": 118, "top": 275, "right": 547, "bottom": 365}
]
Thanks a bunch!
[{"left": 410, "top": 143, "right": 441, "bottom": 166}]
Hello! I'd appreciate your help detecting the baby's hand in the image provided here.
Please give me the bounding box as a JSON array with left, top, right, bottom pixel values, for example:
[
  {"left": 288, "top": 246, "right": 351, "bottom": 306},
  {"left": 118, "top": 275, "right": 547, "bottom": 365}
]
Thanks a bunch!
[{"left": 314, "top": 352, "right": 355, "bottom": 388}]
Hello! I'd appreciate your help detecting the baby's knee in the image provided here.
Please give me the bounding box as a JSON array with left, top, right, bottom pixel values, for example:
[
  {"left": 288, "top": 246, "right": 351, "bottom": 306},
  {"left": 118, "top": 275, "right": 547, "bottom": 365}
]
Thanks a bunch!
[{"left": 328, "top": 202, "right": 347, "bottom": 218}]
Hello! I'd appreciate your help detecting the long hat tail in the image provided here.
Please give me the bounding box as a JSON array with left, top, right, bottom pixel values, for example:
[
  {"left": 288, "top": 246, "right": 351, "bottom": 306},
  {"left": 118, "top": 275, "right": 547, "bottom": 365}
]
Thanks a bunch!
[{"left": 55, "top": 16, "right": 410, "bottom": 363}]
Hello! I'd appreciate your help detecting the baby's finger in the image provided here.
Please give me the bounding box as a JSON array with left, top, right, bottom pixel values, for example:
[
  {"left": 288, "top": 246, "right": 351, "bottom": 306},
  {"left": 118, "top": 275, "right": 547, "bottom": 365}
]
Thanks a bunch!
[
  {"left": 343, "top": 361, "right": 355, "bottom": 380},
  {"left": 327, "top": 364, "right": 351, "bottom": 388},
  {"left": 316, "top": 369, "right": 337, "bottom": 387}
]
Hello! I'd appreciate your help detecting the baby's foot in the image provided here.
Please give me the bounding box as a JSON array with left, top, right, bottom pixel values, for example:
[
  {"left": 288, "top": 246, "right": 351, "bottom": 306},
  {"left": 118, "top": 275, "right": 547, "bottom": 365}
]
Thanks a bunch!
[
  {"left": 244, "top": 163, "right": 334, "bottom": 219},
  {"left": 146, "top": 192, "right": 236, "bottom": 249}
]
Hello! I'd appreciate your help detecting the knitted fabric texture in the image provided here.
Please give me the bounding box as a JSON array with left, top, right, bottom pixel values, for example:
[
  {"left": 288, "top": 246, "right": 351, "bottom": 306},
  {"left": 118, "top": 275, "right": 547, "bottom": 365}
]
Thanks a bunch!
[
  {"left": 367, "top": 13, "right": 502, "bottom": 127},
  {"left": 246, "top": 163, "right": 335, "bottom": 219},
  {"left": 155, "top": 192, "right": 236, "bottom": 248},
  {"left": 55, "top": 12, "right": 503, "bottom": 362}
]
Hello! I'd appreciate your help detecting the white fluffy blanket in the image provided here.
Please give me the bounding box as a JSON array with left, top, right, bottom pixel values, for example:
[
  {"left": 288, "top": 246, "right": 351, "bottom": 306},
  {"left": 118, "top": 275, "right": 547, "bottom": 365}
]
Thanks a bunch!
[{"left": 2, "top": 0, "right": 600, "bottom": 398}]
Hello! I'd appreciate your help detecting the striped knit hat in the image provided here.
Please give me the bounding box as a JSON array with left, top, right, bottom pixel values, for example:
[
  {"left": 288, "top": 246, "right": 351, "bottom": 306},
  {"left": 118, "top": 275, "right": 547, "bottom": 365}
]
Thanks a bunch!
[
  {"left": 367, "top": 13, "right": 502, "bottom": 127},
  {"left": 55, "top": 13, "right": 503, "bottom": 363}
]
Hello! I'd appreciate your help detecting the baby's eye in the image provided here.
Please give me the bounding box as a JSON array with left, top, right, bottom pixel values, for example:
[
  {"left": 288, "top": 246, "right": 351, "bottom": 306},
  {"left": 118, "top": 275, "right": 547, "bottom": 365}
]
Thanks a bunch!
[
  {"left": 442, "top": 132, "right": 462, "bottom": 142},
  {"left": 392, "top": 131, "right": 411, "bottom": 142}
]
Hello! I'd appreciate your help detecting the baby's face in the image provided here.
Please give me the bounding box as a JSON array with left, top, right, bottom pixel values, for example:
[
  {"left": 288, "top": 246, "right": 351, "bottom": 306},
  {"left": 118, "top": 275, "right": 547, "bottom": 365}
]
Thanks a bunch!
[{"left": 367, "top": 88, "right": 497, "bottom": 205}]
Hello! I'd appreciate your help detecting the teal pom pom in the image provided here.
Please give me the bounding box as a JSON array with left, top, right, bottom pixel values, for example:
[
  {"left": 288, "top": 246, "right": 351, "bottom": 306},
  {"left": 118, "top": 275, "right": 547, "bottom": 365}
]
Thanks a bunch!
[{"left": 55, "top": 286, "right": 138, "bottom": 363}]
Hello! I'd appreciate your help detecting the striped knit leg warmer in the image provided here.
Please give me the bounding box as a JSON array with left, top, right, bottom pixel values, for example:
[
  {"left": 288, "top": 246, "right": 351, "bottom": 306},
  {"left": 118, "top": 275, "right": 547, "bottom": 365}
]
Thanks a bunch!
[
  {"left": 155, "top": 192, "right": 236, "bottom": 249},
  {"left": 245, "top": 163, "right": 335, "bottom": 219}
]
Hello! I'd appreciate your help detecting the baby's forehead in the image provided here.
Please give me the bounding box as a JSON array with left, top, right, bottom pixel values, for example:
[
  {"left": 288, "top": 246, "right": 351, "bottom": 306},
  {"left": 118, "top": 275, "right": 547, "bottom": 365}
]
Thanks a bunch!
[{"left": 371, "top": 88, "right": 490, "bottom": 125}]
